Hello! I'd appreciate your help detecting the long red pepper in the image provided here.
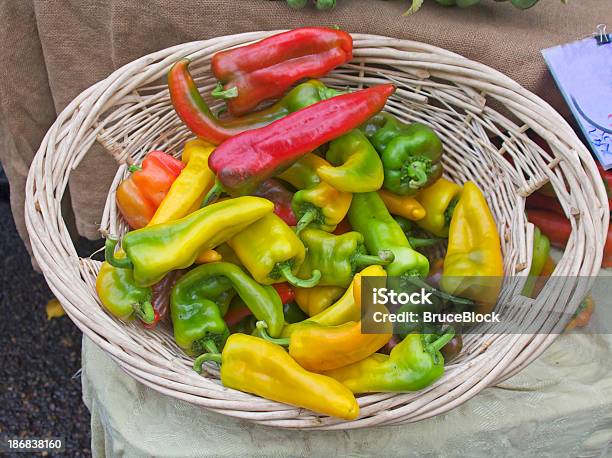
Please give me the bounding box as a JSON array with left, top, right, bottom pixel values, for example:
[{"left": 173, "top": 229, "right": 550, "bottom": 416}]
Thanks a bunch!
[
  {"left": 206, "top": 84, "right": 395, "bottom": 199},
  {"left": 168, "top": 59, "right": 252, "bottom": 145},
  {"left": 272, "top": 283, "right": 296, "bottom": 305},
  {"left": 526, "top": 192, "right": 565, "bottom": 216},
  {"left": 211, "top": 27, "right": 353, "bottom": 116}
]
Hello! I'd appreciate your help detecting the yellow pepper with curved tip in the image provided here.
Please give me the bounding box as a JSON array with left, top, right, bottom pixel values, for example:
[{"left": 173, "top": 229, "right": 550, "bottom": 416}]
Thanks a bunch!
[
  {"left": 258, "top": 319, "right": 391, "bottom": 372},
  {"left": 193, "top": 334, "right": 359, "bottom": 420},
  {"left": 294, "top": 285, "right": 344, "bottom": 316},
  {"left": 317, "top": 129, "right": 384, "bottom": 193},
  {"left": 105, "top": 196, "right": 274, "bottom": 286},
  {"left": 149, "top": 139, "right": 220, "bottom": 263},
  {"left": 279, "top": 153, "right": 352, "bottom": 234},
  {"left": 415, "top": 177, "right": 462, "bottom": 237},
  {"left": 440, "top": 181, "right": 503, "bottom": 313},
  {"left": 378, "top": 189, "right": 426, "bottom": 221},
  {"left": 282, "top": 265, "right": 386, "bottom": 337},
  {"left": 149, "top": 139, "right": 216, "bottom": 224}
]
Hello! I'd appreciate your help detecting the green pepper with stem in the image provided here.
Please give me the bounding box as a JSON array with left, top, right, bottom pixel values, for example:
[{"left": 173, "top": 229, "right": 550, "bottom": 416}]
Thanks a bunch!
[
  {"left": 278, "top": 153, "right": 352, "bottom": 234},
  {"left": 348, "top": 192, "right": 429, "bottom": 277},
  {"left": 228, "top": 213, "right": 321, "bottom": 287},
  {"left": 322, "top": 329, "right": 454, "bottom": 393},
  {"left": 96, "top": 260, "right": 155, "bottom": 324},
  {"left": 171, "top": 262, "right": 285, "bottom": 355},
  {"left": 361, "top": 113, "right": 443, "bottom": 195},
  {"left": 298, "top": 228, "right": 394, "bottom": 288}
]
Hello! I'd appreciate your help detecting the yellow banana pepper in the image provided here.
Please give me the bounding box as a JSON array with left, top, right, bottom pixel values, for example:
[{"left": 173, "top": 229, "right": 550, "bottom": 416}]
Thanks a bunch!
[
  {"left": 258, "top": 319, "right": 391, "bottom": 372},
  {"left": 149, "top": 139, "right": 216, "bottom": 225},
  {"left": 194, "top": 334, "right": 359, "bottom": 420},
  {"left": 149, "top": 139, "right": 220, "bottom": 263},
  {"left": 378, "top": 189, "right": 426, "bottom": 221},
  {"left": 415, "top": 177, "right": 462, "bottom": 237},
  {"left": 294, "top": 285, "right": 344, "bottom": 316},
  {"left": 282, "top": 265, "right": 386, "bottom": 337},
  {"left": 279, "top": 153, "right": 352, "bottom": 233},
  {"left": 228, "top": 213, "right": 320, "bottom": 287},
  {"left": 440, "top": 181, "right": 503, "bottom": 312}
]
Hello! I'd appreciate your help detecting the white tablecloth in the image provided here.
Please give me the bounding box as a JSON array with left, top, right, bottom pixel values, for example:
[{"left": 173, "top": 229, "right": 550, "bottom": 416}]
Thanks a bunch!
[{"left": 81, "top": 329, "right": 612, "bottom": 457}]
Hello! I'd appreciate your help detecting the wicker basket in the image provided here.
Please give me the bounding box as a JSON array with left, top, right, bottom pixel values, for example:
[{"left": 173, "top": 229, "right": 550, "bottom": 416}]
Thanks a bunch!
[{"left": 25, "top": 31, "right": 607, "bottom": 429}]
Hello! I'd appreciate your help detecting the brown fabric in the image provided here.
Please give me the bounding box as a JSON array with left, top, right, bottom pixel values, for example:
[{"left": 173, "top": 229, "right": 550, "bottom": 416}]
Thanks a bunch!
[{"left": 0, "top": 0, "right": 609, "bottom": 250}]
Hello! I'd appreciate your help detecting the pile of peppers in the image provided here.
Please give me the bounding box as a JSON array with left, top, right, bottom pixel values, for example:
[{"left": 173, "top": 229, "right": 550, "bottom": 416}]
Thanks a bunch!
[{"left": 97, "top": 28, "right": 509, "bottom": 420}]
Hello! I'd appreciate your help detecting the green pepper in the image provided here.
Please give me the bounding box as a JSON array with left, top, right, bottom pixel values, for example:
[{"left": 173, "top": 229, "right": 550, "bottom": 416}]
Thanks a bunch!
[
  {"left": 171, "top": 262, "right": 285, "bottom": 355},
  {"left": 361, "top": 113, "right": 443, "bottom": 195},
  {"left": 322, "top": 330, "right": 454, "bottom": 393},
  {"left": 317, "top": 129, "right": 384, "bottom": 193},
  {"left": 105, "top": 196, "right": 273, "bottom": 286},
  {"left": 284, "top": 302, "right": 309, "bottom": 324},
  {"left": 171, "top": 270, "right": 232, "bottom": 356},
  {"left": 348, "top": 192, "right": 429, "bottom": 277},
  {"left": 96, "top": 260, "right": 155, "bottom": 324},
  {"left": 522, "top": 226, "right": 550, "bottom": 297},
  {"left": 298, "top": 228, "right": 394, "bottom": 288}
]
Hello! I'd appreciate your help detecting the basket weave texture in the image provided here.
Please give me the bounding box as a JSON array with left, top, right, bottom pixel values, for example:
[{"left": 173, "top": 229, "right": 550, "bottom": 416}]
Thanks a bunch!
[{"left": 25, "top": 31, "right": 608, "bottom": 429}]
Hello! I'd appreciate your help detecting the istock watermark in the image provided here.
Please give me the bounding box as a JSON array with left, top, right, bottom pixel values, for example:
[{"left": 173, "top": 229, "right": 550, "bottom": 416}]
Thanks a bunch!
[{"left": 359, "top": 275, "right": 611, "bottom": 335}]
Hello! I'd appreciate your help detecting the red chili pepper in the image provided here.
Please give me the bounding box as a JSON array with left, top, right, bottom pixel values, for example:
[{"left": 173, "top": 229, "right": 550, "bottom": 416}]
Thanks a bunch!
[
  {"left": 253, "top": 178, "right": 297, "bottom": 226},
  {"left": 272, "top": 282, "right": 296, "bottom": 305},
  {"left": 332, "top": 218, "right": 352, "bottom": 235},
  {"left": 223, "top": 303, "right": 252, "bottom": 328},
  {"left": 526, "top": 192, "right": 566, "bottom": 216},
  {"left": 211, "top": 27, "right": 353, "bottom": 116},
  {"left": 526, "top": 209, "right": 570, "bottom": 248},
  {"left": 207, "top": 84, "right": 395, "bottom": 199},
  {"left": 115, "top": 151, "right": 185, "bottom": 229},
  {"left": 168, "top": 60, "right": 343, "bottom": 145},
  {"left": 143, "top": 270, "right": 184, "bottom": 329},
  {"left": 168, "top": 59, "right": 248, "bottom": 145},
  {"left": 527, "top": 190, "right": 612, "bottom": 220}
]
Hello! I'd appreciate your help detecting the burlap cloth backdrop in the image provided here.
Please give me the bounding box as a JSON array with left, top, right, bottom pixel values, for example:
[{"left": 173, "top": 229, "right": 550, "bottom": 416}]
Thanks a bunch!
[{"left": 1, "top": 0, "right": 609, "bottom": 251}]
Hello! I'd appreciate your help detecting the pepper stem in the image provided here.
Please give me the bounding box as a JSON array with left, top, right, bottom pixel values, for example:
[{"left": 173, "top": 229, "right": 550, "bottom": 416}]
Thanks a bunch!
[
  {"left": 204, "top": 340, "right": 219, "bottom": 355},
  {"left": 133, "top": 301, "right": 155, "bottom": 324},
  {"left": 128, "top": 164, "right": 142, "bottom": 173},
  {"left": 408, "top": 236, "right": 444, "bottom": 249},
  {"left": 318, "top": 86, "right": 346, "bottom": 100},
  {"left": 201, "top": 180, "right": 224, "bottom": 207},
  {"left": 427, "top": 328, "right": 456, "bottom": 353},
  {"left": 404, "top": 160, "right": 429, "bottom": 189},
  {"left": 278, "top": 263, "right": 321, "bottom": 288},
  {"left": 255, "top": 321, "right": 290, "bottom": 346},
  {"left": 444, "top": 197, "right": 459, "bottom": 226},
  {"left": 104, "top": 238, "right": 133, "bottom": 269},
  {"left": 352, "top": 249, "right": 395, "bottom": 268},
  {"left": 402, "top": 275, "right": 474, "bottom": 306},
  {"left": 211, "top": 82, "right": 238, "bottom": 100},
  {"left": 295, "top": 209, "right": 317, "bottom": 235},
  {"left": 193, "top": 353, "right": 222, "bottom": 373}
]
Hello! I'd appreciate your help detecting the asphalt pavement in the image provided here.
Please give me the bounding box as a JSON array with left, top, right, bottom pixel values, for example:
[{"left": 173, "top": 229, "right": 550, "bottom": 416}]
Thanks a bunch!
[{"left": 0, "top": 184, "right": 94, "bottom": 455}]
